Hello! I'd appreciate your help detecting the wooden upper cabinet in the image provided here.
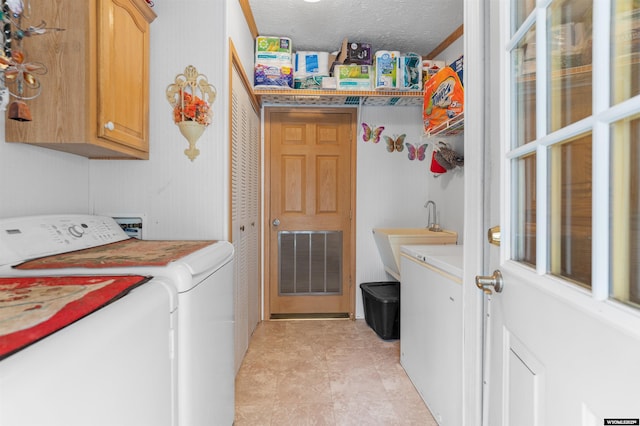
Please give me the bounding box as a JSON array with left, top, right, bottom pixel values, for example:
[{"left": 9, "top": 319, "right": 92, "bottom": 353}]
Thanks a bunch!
[{"left": 4, "top": 0, "right": 156, "bottom": 159}]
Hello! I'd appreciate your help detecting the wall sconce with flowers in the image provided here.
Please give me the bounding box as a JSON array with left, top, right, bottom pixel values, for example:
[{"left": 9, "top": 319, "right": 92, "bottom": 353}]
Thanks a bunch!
[{"left": 166, "top": 65, "right": 217, "bottom": 161}]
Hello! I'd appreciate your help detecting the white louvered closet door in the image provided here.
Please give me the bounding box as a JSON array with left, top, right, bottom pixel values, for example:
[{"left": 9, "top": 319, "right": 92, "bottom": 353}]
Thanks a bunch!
[{"left": 231, "top": 65, "right": 261, "bottom": 373}]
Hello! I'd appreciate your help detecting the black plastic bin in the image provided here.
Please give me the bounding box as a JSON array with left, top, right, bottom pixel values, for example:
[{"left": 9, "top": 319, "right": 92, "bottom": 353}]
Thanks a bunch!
[{"left": 360, "top": 281, "right": 400, "bottom": 340}]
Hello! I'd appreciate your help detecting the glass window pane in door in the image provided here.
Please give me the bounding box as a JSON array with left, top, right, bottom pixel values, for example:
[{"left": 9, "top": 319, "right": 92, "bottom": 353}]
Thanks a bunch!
[
  {"left": 611, "top": 1, "right": 640, "bottom": 104},
  {"left": 513, "top": 26, "right": 537, "bottom": 148},
  {"left": 512, "top": 153, "right": 537, "bottom": 267},
  {"left": 549, "top": 134, "right": 592, "bottom": 288},
  {"left": 547, "top": 0, "right": 593, "bottom": 133},
  {"left": 610, "top": 114, "right": 640, "bottom": 308},
  {"left": 513, "top": 0, "right": 536, "bottom": 32}
]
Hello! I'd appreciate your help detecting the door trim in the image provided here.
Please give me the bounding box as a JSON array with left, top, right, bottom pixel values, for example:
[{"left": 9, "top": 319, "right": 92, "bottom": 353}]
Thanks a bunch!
[
  {"left": 263, "top": 106, "right": 357, "bottom": 320},
  {"left": 464, "top": 0, "right": 487, "bottom": 425}
]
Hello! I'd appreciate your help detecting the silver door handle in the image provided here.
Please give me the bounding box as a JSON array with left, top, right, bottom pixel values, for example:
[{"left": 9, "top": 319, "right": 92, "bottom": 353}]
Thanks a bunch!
[
  {"left": 272, "top": 218, "right": 280, "bottom": 227},
  {"left": 475, "top": 270, "right": 504, "bottom": 294}
]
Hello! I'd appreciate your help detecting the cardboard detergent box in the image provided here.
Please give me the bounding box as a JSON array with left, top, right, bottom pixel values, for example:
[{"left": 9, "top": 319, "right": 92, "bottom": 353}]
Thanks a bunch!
[{"left": 335, "top": 64, "right": 372, "bottom": 90}]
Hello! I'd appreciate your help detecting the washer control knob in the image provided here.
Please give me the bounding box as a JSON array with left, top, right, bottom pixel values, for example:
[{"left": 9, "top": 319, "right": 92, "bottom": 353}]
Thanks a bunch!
[{"left": 68, "top": 225, "right": 85, "bottom": 238}]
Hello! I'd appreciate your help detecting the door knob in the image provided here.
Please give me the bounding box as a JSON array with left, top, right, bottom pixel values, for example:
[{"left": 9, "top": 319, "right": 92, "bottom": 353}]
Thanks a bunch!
[
  {"left": 475, "top": 270, "right": 504, "bottom": 294},
  {"left": 272, "top": 218, "right": 280, "bottom": 227}
]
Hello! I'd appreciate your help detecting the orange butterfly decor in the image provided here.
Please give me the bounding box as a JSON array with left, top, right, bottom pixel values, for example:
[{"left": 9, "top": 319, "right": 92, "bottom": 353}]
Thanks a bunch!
[{"left": 384, "top": 134, "right": 406, "bottom": 152}]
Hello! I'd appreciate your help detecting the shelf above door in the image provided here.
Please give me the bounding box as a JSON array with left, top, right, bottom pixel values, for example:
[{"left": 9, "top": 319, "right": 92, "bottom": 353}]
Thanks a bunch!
[{"left": 254, "top": 89, "right": 424, "bottom": 106}]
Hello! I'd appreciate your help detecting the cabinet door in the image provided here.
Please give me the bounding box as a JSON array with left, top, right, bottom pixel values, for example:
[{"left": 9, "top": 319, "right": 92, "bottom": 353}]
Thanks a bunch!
[
  {"left": 97, "top": 0, "right": 150, "bottom": 152},
  {"left": 231, "top": 63, "right": 261, "bottom": 373}
]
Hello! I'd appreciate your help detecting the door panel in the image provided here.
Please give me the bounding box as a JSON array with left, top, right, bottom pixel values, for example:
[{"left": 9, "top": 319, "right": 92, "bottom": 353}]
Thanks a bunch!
[
  {"left": 487, "top": 266, "right": 640, "bottom": 424},
  {"left": 230, "top": 61, "right": 261, "bottom": 372},
  {"left": 266, "top": 108, "right": 356, "bottom": 317},
  {"left": 483, "top": 0, "right": 640, "bottom": 424}
]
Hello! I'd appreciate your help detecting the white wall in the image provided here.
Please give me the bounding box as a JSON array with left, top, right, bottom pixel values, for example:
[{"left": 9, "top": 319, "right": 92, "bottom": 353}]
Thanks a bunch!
[
  {"left": 0, "top": 121, "right": 90, "bottom": 219},
  {"left": 88, "top": 0, "right": 231, "bottom": 240},
  {"left": 355, "top": 106, "right": 464, "bottom": 318}
]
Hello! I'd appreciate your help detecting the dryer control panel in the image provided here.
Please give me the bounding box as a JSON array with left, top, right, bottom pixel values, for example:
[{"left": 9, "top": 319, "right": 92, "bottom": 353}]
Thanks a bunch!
[{"left": 0, "top": 215, "right": 129, "bottom": 266}]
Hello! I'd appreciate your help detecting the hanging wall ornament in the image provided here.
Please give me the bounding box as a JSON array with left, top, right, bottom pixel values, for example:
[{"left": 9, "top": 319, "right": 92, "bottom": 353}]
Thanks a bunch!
[
  {"left": 383, "top": 134, "right": 405, "bottom": 152},
  {"left": 361, "top": 122, "right": 384, "bottom": 143},
  {"left": 405, "top": 142, "right": 428, "bottom": 161},
  {"left": 0, "top": 0, "right": 63, "bottom": 121},
  {"left": 166, "top": 65, "right": 217, "bottom": 161}
]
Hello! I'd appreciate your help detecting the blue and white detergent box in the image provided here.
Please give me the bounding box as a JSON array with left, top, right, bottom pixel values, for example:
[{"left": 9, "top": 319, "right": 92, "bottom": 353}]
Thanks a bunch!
[{"left": 374, "top": 51, "right": 400, "bottom": 89}]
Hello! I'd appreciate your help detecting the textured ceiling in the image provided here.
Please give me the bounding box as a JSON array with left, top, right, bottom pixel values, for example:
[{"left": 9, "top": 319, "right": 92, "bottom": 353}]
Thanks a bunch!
[{"left": 247, "top": 0, "right": 464, "bottom": 57}]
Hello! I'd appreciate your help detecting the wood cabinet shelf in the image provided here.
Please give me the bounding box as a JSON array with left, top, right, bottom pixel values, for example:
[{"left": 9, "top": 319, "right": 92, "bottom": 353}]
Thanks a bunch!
[{"left": 254, "top": 89, "right": 424, "bottom": 106}]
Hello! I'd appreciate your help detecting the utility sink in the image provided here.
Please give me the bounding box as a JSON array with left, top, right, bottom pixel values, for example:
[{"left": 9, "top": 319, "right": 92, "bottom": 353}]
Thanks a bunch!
[{"left": 372, "top": 228, "right": 458, "bottom": 280}]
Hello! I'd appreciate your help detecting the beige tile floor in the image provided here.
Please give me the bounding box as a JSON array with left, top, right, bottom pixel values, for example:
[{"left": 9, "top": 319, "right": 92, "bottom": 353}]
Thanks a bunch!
[{"left": 234, "top": 319, "right": 438, "bottom": 425}]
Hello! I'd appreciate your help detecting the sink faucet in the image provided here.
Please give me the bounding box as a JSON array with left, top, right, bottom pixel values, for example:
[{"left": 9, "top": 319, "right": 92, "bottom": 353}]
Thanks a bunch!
[{"left": 424, "top": 200, "right": 441, "bottom": 232}]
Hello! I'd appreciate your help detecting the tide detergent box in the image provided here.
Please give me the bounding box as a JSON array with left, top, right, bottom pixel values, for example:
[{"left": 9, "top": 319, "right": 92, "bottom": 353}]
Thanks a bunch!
[{"left": 423, "top": 65, "right": 464, "bottom": 134}]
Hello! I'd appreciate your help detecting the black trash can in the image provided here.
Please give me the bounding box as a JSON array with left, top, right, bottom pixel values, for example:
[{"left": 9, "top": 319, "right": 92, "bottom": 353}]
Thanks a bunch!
[{"left": 360, "top": 281, "right": 400, "bottom": 340}]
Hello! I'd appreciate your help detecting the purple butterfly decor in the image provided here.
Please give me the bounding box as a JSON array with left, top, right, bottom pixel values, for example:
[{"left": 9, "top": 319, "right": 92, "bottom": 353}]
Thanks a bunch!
[
  {"left": 405, "top": 143, "right": 428, "bottom": 161},
  {"left": 362, "top": 123, "right": 384, "bottom": 143}
]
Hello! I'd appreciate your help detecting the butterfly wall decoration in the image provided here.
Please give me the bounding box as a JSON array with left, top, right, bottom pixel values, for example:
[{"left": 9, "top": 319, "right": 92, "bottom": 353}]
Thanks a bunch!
[
  {"left": 361, "top": 123, "right": 385, "bottom": 143},
  {"left": 405, "top": 143, "right": 428, "bottom": 161},
  {"left": 384, "top": 134, "right": 405, "bottom": 152}
]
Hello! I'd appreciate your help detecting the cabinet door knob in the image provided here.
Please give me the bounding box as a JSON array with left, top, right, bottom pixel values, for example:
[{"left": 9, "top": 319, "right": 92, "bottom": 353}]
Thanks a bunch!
[{"left": 104, "top": 121, "right": 115, "bottom": 131}]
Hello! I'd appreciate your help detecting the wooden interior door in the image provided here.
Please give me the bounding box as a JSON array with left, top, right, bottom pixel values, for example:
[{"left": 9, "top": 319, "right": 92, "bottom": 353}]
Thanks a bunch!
[{"left": 266, "top": 107, "right": 356, "bottom": 318}]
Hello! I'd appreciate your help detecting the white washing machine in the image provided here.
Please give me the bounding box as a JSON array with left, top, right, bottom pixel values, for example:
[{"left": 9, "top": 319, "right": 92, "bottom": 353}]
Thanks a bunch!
[
  {"left": 0, "top": 214, "right": 235, "bottom": 426},
  {"left": 0, "top": 273, "right": 175, "bottom": 426}
]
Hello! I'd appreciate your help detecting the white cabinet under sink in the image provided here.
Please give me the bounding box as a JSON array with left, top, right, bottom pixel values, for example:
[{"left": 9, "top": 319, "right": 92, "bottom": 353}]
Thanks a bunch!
[{"left": 400, "top": 245, "right": 463, "bottom": 426}]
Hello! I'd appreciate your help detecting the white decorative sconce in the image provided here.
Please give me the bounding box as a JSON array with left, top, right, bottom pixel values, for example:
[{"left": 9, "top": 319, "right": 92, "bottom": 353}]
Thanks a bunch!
[{"left": 166, "top": 65, "right": 216, "bottom": 161}]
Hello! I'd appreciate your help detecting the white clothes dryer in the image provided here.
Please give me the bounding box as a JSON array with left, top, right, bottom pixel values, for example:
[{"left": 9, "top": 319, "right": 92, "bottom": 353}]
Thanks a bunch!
[{"left": 0, "top": 214, "right": 235, "bottom": 426}]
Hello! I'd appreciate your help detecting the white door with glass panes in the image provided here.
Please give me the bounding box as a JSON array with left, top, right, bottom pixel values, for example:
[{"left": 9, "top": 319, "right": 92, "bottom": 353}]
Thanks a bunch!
[{"left": 481, "top": 0, "right": 640, "bottom": 424}]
